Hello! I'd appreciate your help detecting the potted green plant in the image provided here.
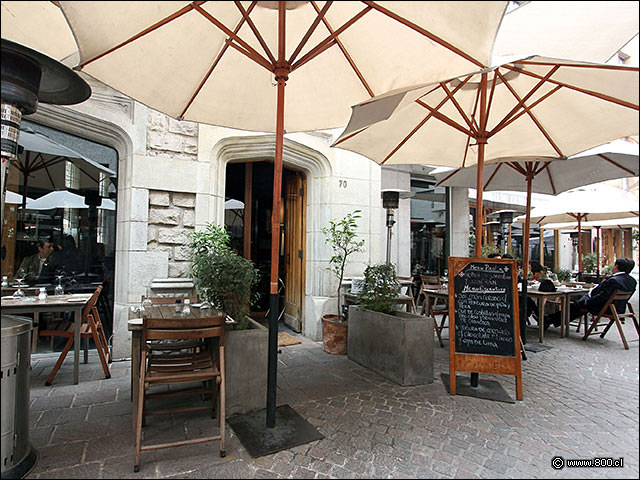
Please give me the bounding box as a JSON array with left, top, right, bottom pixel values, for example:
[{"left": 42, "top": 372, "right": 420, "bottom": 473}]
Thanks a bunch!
[
  {"left": 188, "top": 223, "right": 266, "bottom": 415},
  {"left": 321, "top": 210, "right": 365, "bottom": 354},
  {"left": 349, "top": 262, "right": 434, "bottom": 386}
]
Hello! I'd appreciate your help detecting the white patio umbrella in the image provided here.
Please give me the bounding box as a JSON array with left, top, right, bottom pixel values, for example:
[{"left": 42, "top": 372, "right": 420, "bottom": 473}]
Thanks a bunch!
[
  {"left": 24, "top": 190, "right": 115, "bottom": 211},
  {"left": 54, "top": 0, "right": 508, "bottom": 433},
  {"left": 518, "top": 188, "right": 639, "bottom": 273},
  {"left": 492, "top": 1, "right": 639, "bottom": 64},
  {"left": 432, "top": 138, "right": 639, "bottom": 276},
  {"left": 542, "top": 217, "right": 639, "bottom": 276},
  {"left": 224, "top": 199, "right": 244, "bottom": 210},
  {"left": 333, "top": 56, "right": 639, "bottom": 257},
  {"left": 4, "top": 190, "right": 31, "bottom": 205},
  {"left": 10, "top": 127, "right": 116, "bottom": 209}
]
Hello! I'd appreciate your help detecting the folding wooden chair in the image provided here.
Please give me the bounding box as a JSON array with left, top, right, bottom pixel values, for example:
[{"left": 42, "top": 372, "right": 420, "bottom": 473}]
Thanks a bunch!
[
  {"left": 582, "top": 290, "right": 639, "bottom": 350},
  {"left": 419, "top": 275, "right": 449, "bottom": 348},
  {"left": 134, "top": 313, "right": 226, "bottom": 472},
  {"left": 39, "top": 286, "right": 111, "bottom": 385}
]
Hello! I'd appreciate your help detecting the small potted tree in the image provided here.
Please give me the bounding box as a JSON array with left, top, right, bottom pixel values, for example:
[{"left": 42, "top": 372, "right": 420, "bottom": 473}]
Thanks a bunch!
[
  {"left": 188, "top": 223, "right": 266, "bottom": 415},
  {"left": 348, "top": 262, "right": 434, "bottom": 386},
  {"left": 321, "top": 210, "right": 365, "bottom": 354}
]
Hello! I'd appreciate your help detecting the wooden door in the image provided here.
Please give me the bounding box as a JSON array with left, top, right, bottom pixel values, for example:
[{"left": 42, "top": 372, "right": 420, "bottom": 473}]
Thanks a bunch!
[{"left": 283, "top": 173, "right": 305, "bottom": 332}]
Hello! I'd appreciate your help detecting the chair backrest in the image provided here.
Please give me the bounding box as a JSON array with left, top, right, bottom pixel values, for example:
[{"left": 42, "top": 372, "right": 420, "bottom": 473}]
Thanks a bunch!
[
  {"left": 421, "top": 275, "right": 441, "bottom": 290},
  {"left": 597, "top": 289, "right": 633, "bottom": 318},
  {"left": 82, "top": 285, "right": 103, "bottom": 320},
  {"left": 141, "top": 295, "right": 199, "bottom": 305},
  {"left": 142, "top": 315, "right": 226, "bottom": 348}
]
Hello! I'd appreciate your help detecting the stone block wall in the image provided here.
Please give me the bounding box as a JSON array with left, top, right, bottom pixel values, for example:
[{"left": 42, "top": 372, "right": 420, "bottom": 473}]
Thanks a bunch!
[{"left": 147, "top": 191, "right": 196, "bottom": 278}]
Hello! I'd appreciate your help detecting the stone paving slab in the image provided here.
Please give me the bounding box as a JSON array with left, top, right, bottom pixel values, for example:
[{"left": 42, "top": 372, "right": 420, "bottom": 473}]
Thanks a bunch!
[{"left": 22, "top": 316, "right": 639, "bottom": 479}]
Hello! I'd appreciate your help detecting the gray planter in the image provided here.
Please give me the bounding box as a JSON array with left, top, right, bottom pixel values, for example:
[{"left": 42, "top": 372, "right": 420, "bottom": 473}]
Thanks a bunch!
[
  {"left": 347, "top": 306, "right": 434, "bottom": 386},
  {"left": 224, "top": 317, "right": 268, "bottom": 416}
]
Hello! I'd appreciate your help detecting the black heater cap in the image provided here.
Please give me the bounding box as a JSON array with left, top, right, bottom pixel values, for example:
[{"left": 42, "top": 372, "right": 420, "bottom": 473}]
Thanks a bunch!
[{"left": 1, "top": 38, "right": 90, "bottom": 109}]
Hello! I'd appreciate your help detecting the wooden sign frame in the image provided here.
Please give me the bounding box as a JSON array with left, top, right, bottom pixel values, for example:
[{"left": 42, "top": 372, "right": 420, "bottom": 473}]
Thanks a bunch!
[{"left": 448, "top": 257, "right": 523, "bottom": 401}]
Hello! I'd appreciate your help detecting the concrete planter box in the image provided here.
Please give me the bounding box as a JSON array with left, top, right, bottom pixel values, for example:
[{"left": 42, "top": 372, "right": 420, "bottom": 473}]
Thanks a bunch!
[
  {"left": 347, "top": 306, "right": 434, "bottom": 386},
  {"left": 224, "top": 317, "right": 268, "bottom": 416}
]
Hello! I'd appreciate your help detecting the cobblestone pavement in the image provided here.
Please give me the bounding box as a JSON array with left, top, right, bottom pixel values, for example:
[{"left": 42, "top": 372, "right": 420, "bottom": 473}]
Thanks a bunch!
[{"left": 24, "top": 302, "right": 638, "bottom": 479}]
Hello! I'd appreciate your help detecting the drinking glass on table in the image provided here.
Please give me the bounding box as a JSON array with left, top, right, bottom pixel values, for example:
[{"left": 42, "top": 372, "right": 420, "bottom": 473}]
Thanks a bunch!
[
  {"left": 54, "top": 275, "right": 65, "bottom": 296},
  {"left": 13, "top": 269, "right": 27, "bottom": 298}
]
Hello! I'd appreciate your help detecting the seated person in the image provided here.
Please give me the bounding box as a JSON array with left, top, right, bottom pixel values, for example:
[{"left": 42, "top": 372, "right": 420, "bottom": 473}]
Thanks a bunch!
[
  {"left": 545, "top": 257, "right": 637, "bottom": 329},
  {"left": 48, "top": 234, "right": 84, "bottom": 278},
  {"left": 17, "top": 238, "right": 54, "bottom": 284},
  {"left": 525, "top": 261, "right": 545, "bottom": 323}
]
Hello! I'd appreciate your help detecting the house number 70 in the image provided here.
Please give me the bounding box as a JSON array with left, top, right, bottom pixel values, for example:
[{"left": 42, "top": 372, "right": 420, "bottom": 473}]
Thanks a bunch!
[{"left": 339, "top": 180, "right": 348, "bottom": 188}]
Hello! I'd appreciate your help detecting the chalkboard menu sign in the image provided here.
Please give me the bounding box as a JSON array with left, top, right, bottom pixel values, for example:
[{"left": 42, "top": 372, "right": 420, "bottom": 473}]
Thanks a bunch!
[
  {"left": 453, "top": 261, "right": 515, "bottom": 356},
  {"left": 448, "top": 257, "right": 523, "bottom": 401}
]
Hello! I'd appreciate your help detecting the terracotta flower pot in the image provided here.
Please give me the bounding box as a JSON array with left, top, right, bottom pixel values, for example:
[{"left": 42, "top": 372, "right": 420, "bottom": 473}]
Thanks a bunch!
[{"left": 322, "top": 313, "right": 347, "bottom": 355}]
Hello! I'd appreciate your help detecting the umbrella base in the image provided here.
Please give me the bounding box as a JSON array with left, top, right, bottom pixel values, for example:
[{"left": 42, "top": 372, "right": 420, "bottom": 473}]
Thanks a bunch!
[
  {"left": 228, "top": 404, "right": 323, "bottom": 458},
  {"left": 441, "top": 373, "right": 515, "bottom": 404}
]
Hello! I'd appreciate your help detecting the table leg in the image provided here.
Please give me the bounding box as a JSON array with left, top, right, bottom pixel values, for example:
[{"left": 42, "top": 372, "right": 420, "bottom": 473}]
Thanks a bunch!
[
  {"left": 131, "top": 330, "right": 141, "bottom": 432},
  {"left": 74, "top": 306, "right": 81, "bottom": 385},
  {"left": 538, "top": 298, "right": 546, "bottom": 343},
  {"left": 560, "top": 295, "right": 567, "bottom": 338}
]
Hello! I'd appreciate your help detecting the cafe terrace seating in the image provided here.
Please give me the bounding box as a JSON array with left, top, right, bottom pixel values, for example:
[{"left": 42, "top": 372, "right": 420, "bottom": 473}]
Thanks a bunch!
[
  {"left": 582, "top": 289, "right": 639, "bottom": 350},
  {"left": 38, "top": 285, "right": 111, "bottom": 385},
  {"left": 134, "top": 313, "right": 226, "bottom": 473},
  {"left": 419, "top": 275, "right": 449, "bottom": 348}
]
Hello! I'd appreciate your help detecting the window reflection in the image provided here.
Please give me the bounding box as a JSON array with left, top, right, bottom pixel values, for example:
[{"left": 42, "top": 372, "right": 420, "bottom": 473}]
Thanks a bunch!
[{"left": 410, "top": 180, "right": 447, "bottom": 277}]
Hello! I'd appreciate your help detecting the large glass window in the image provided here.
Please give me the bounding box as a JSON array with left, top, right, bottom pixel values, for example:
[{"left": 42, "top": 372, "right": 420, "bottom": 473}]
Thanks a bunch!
[
  {"left": 410, "top": 180, "right": 447, "bottom": 276},
  {"left": 2, "top": 120, "right": 118, "bottom": 344}
]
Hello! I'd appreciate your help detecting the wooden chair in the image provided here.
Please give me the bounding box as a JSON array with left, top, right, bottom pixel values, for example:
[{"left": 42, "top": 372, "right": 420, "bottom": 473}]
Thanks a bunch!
[
  {"left": 134, "top": 313, "right": 226, "bottom": 472},
  {"left": 419, "top": 275, "right": 449, "bottom": 348},
  {"left": 141, "top": 295, "right": 202, "bottom": 352},
  {"left": 582, "top": 290, "right": 639, "bottom": 350},
  {"left": 38, "top": 286, "right": 111, "bottom": 385},
  {"left": 397, "top": 276, "right": 417, "bottom": 313}
]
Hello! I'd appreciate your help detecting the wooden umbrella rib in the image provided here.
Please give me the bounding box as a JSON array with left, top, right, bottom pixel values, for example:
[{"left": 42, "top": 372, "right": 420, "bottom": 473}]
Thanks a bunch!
[
  {"left": 505, "top": 161, "right": 526, "bottom": 176},
  {"left": 380, "top": 111, "right": 434, "bottom": 165},
  {"left": 483, "top": 67, "right": 501, "bottom": 134},
  {"left": 439, "top": 82, "right": 476, "bottom": 135},
  {"left": 180, "top": 2, "right": 259, "bottom": 119},
  {"left": 496, "top": 70, "right": 563, "bottom": 157},
  {"left": 515, "top": 59, "right": 639, "bottom": 73},
  {"left": 362, "top": 1, "right": 485, "bottom": 68},
  {"left": 435, "top": 168, "right": 461, "bottom": 186},
  {"left": 234, "top": 1, "right": 276, "bottom": 65},
  {"left": 598, "top": 154, "right": 637, "bottom": 175},
  {"left": 382, "top": 84, "right": 472, "bottom": 165},
  {"left": 490, "top": 65, "right": 560, "bottom": 135},
  {"left": 490, "top": 85, "right": 562, "bottom": 136},
  {"left": 194, "top": 3, "right": 273, "bottom": 72},
  {"left": 541, "top": 163, "right": 558, "bottom": 195},
  {"left": 415, "top": 99, "right": 474, "bottom": 138},
  {"left": 501, "top": 64, "right": 639, "bottom": 111},
  {"left": 288, "top": 1, "right": 333, "bottom": 66},
  {"left": 291, "top": 5, "right": 372, "bottom": 72},
  {"left": 78, "top": 2, "right": 205, "bottom": 68},
  {"left": 462, "top": 84, "right": 482, "bottom": 168},
  {"left": 483, "top": 163, "right": 503, "bottom": 189},
  {"left": 306, "top": 1, "right": 374, "bottom": 97}
]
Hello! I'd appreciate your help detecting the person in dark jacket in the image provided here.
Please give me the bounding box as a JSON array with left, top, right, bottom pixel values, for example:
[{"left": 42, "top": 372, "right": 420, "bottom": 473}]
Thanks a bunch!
[{"left": 545, "top": 257, "right": 637, "bottom": 328}]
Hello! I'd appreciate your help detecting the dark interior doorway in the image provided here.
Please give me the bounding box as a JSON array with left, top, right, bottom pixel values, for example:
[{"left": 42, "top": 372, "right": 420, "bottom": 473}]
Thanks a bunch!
[{"left": 225, "top": 161, "right": 305, "bottom": 330}]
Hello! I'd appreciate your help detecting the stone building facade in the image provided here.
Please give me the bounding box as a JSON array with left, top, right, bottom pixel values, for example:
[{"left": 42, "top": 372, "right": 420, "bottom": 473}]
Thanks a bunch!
[{"left": 27, "top": 77, "right": 470, "bottom": 360}]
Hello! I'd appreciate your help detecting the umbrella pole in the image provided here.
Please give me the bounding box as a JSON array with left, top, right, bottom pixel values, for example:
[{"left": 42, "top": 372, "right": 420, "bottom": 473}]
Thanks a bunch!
[
  {"left": 473, "top": 73, "right": 488, "bottom": 259},
  {"left": 577, "top": 216, "right": 583, "bottom": 279},
  {"left": 266, "top": 4, "right": 290, "bottom": 429},
  {"left": 596, "top": 226, "right": 601, "bottom": 281},
  {"left": 521, "top": 172, "right": 534, "bottom": 344}
]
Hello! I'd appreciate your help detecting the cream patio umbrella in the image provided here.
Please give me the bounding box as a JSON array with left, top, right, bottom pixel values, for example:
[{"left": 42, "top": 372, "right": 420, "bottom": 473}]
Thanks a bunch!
[
  {"left": 518, "top": 188, "right": 639, "bottom": 275},
  {"left": 51, "top": 0, "right": 508, "bottom": 440},
  {"left": 431, "top": 138, "right": 639, "bottom": 281},
  {"left": 541, "top": 217, "right": 639, "bottom": 278},
  {"left": 333, "top": 55, "right": 639, "bottom": 257}
]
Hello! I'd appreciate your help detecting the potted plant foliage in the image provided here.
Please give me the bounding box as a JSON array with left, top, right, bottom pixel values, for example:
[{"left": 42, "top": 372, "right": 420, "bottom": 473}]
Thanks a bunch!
[
  {"left": 188, "top": 223, "right": 266, "bottom": 415},
  {"left": 321, "top": 210, "right": 365, "bottom": 354},
  {"left": 349, "top": 262, "right": 434, "bottom": 386}
]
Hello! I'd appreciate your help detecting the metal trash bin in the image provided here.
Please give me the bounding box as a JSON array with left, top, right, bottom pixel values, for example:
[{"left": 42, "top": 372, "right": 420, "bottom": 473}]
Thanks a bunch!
[{"left": 1, "top": 315, "right": 38, "bottom": 479}]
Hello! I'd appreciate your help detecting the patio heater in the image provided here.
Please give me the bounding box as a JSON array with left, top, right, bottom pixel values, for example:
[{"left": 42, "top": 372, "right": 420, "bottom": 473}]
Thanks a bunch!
[
  {"left": 1, "top": 39, "right": 90, "bottom": 228},
  {"left": 488, "top": 209, "right": 523, "bottom": 255},
  {"left": 482, "top": 220, "right": 501, "bottom": 249},
  {"left": 381, "top": 189, "right": 400, "bottom": 264},
  {"left": 1, "top": 39, "right": 90, "bottom": 479}
]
